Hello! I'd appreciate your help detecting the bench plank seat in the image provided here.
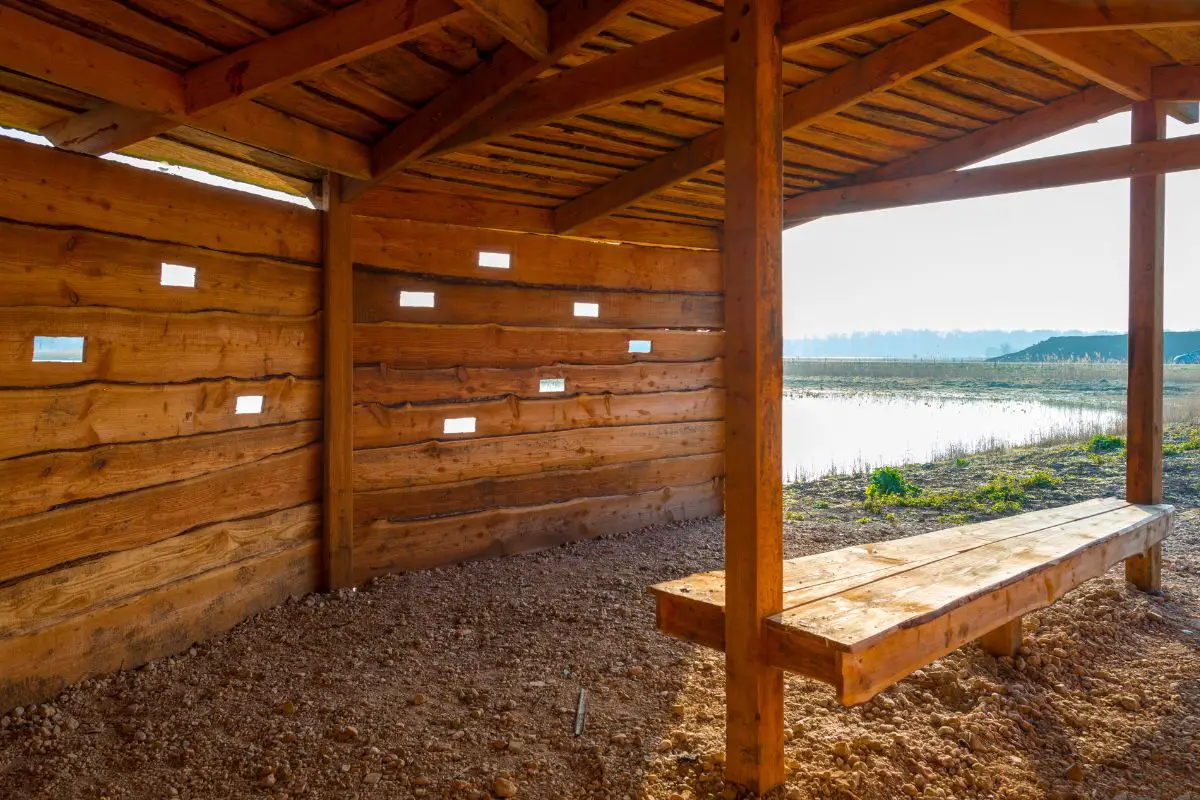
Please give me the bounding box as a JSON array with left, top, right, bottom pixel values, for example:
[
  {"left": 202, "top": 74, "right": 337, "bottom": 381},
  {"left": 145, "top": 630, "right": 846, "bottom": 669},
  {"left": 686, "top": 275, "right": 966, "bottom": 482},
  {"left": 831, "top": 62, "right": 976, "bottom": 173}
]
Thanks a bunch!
[{"left": 650, "top": 498, "right": 1173, "bottom": 705}]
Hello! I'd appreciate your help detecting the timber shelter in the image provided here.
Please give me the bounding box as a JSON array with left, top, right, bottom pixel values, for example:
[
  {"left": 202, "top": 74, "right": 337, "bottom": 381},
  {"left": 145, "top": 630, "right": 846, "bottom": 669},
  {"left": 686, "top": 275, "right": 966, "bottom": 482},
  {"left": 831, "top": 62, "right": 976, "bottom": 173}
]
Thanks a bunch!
[{"left": 0, "top": 0, "right": 1196, "bottom": 793}]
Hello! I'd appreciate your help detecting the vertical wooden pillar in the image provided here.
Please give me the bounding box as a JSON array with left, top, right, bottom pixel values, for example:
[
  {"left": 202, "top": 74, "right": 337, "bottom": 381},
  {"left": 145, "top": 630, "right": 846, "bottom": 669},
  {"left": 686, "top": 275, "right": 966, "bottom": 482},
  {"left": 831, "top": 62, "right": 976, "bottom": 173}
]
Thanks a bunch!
[
  {"left": 1125, "top": 100, "right": 1165, "bottom": 593},
  {"left": 721, "top": 0, "right": 784, "bottom": 790},
  {"left": 322, "top": 173, "right": 355, "bottom": 590}
]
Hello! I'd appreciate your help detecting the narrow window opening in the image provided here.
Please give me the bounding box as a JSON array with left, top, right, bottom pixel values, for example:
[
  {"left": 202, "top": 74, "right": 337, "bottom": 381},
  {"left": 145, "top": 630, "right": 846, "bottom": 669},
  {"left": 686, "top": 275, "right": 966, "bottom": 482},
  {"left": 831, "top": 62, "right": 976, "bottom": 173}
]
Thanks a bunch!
[
  {"left": 32, "top": 336, "right": 85, "bottom": 363},
  {"left": 478, "top": 251, "right": 511, "bottom": 269},
  {"left": 399, "top": 290, "right": 436, "bottom": 308},
  {"left": 443, "top": 417, "right": 476, "bottom": 434},
  {"left": 573, "top": 302, "right": 599, "bottom": 318},
  {"left": 539, "top": 378, "right": 566, "bottom": 393},
  {"left": 160, "top": 263, "right": 197, "bottom": 287},
  {"left": 628, "top": 339, "right": 652, "bottom": 354},
  {"left": 235, "top": 395, "right": 264, "bottom": 415}
]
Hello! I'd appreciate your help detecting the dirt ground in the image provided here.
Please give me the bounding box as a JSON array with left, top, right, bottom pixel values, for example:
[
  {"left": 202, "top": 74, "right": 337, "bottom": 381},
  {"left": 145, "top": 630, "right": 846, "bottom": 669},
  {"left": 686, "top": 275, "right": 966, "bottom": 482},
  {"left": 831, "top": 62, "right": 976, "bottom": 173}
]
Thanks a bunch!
[{"left": 1, "top": 438, "right": 1198, "bottom": 800}]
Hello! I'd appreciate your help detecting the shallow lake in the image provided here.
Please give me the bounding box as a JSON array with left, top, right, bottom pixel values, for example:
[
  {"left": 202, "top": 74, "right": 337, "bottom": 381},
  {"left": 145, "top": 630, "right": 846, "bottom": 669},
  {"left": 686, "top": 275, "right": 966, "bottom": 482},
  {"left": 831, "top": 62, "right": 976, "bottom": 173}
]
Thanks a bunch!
[{"left": 782, "top": 392, "right": 1123, "bottom": 481}]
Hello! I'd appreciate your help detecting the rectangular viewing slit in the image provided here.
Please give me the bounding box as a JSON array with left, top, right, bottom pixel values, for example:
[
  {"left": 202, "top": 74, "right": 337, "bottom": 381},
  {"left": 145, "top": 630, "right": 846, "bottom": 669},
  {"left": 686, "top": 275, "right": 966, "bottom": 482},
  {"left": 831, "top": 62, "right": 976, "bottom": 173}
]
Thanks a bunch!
[
  {"left": 399, "top": 290, "right": 436, "bottom": 308},
  {"left": 573, "top": 302, "right": 599, "bottom": 318},
  {"left": 235, "top": 395, "right": 264, "bottom": 415},
  {"left": 628, "top": 339, "right": 652, "bottom": 354},
  {"left": 539, "top": 378, "right": 566, "bottom": 393},
  {"left": 478, "top": 251, "right": 511, "bottom": 269},
  {"left": 443, "top": 417, "right": 476, "bottom": 434},
  {"left": 32, "top": 336, "right": 86, "bottom": 363},
  {"left": 160, "top": 263, "right": 196, "bottom": 287}
]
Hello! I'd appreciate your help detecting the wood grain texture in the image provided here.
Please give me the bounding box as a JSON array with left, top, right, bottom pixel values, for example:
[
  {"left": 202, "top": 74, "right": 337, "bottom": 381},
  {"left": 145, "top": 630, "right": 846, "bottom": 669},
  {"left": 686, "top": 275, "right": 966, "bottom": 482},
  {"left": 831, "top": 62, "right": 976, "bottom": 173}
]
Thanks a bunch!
[
  {"left": 355, "top": 453, "right": 723, "bottom": 523},
  {"left": 0, "top": 421, "right": 321, "bottom": 521},
  {"left": 353, "top": 360, "right": 725, "bottom": 405},
  {"left": 354, "top": 420, "right": 723, "bottom": 491},
  {"left": 0, "top": 221, "right": 321, "bottom": 316},
  {"left": 0, "top": 445, "right": 320, "bottom": 584},
  {"left": 0, "top": 307, "right": 319, "bottom": 387},
  {"left": 0, "top": 540, "right": 318, "bottom": 710},
  {"left": 455, "top": 0, "right": 548, "bottom": 59},
  {"left": 354, "top": 482, "right": 721, "bottom": 580},
  {"left": 0, "top": 378, "right": 321, "bottom": 461},
  {"left": 0, "top": 136, "right": 320, "bottom": 261},
  {"left": 353, "top": 270, "right": 723, "bottom": 329},
  {"left": 352, "top": 216, "right": 722, "bottom": 292},
  {"left": 354, "top": 388, "right": 724, "bottom": 449},
  {"left": 353, "top": 323, "right": 722, "bottom": 370}
]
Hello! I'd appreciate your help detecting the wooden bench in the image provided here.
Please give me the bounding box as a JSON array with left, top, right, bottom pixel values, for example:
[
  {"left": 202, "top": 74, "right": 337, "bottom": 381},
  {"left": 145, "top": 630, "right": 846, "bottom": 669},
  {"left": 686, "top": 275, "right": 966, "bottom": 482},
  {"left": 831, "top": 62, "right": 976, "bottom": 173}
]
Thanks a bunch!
[{"left": 650, "top": 498, "right": 1173, "bottom": 706}]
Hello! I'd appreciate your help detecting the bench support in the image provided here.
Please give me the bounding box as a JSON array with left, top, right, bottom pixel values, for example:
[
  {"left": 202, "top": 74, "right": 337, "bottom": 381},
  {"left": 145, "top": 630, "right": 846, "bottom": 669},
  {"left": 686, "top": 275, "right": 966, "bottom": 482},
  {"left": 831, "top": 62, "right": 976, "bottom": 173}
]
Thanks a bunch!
[
  {"left": 1125, "top": 100, "right": 1166, "bottom": 596},
  {"left": 979, "top": 616, "right": 1023, "bottom": 657}
]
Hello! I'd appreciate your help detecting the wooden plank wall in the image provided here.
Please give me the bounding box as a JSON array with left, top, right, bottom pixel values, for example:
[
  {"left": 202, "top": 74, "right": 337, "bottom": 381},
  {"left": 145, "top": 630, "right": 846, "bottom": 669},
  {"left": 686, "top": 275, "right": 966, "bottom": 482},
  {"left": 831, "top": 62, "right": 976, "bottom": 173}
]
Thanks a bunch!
[
  {"left": 350, "top": 217, "right": 726, "bottom": 581},
  {"left": 0, "top": 136, "right": 323, "bottom": 709}
]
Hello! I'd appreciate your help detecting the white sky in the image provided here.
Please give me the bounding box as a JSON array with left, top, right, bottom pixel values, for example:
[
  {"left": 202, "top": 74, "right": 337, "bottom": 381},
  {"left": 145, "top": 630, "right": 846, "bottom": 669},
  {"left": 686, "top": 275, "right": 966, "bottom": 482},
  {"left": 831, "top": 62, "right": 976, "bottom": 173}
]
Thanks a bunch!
[{"left": 784, "top": 111, "right": 1200, "bottom": 338}]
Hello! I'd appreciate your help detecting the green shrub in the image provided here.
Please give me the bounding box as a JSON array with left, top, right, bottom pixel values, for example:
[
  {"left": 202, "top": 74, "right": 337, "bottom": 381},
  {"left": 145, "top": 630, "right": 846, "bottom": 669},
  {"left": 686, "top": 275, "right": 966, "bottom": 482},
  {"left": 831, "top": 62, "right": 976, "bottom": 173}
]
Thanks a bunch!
[
  {"left": 866, "top": 466, "right": 920, "bottom": 500},
  {"left": 1087, "top": 433, "right": 1125, "bottom": 454}
]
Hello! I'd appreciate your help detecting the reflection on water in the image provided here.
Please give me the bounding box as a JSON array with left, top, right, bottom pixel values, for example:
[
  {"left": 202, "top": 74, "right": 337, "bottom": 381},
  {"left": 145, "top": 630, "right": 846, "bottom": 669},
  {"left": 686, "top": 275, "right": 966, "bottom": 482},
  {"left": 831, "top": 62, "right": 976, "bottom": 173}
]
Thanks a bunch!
[{"left": 783, "top": 392, "right": 1123, "bottom": 481}]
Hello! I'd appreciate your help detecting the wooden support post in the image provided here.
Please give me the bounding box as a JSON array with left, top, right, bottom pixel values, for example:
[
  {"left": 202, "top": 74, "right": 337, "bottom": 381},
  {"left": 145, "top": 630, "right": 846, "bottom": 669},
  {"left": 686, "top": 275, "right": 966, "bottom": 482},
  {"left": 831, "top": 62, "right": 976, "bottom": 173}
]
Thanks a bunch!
[
  {"left": 1125, "top": 100, "right": 1165, "bottom": 593},
  {"left": 721, "top": 0, "right": 785, "bottom": 791},
  {"left": 322, "top": 173, "right": 355, "bottom": 590},
  {"left": 979, "top": 617, "right": 1023, "bottom": 657}
]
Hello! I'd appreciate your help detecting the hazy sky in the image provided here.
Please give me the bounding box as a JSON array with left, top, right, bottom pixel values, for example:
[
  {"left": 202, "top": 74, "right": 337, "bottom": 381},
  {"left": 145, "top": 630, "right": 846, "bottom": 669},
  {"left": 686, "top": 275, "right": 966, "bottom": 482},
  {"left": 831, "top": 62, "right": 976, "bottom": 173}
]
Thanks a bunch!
[{"left": 784, "top": 112, "right": 1200, "bottom": 338}]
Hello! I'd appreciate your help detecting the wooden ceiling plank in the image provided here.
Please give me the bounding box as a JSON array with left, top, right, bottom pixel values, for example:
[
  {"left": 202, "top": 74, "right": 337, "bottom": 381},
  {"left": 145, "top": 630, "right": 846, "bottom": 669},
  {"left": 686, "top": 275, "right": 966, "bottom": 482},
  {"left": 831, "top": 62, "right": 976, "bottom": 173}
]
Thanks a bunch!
[
  {"left": 952, "top": 0, "right": 1155, "bottom": 99},
  {"left": 435, "top": 0, "right": 967, "bottom": 157},
  {"left": 456, "top": 0, "right": 550, "bottom": 59},
  {"left": 344, "top": 0, "right": 638, "bottom": 202},
  {"left": 1154, "top": 65, "right": 1200, "bottom": 100},
  {"left": 554, "top": 15, "right": 992, "bottom": 233},
  {"left": 1010, "top": 0, "right": 1200, "bottom": 33},
  {"left": 779, "top": 130, "right": 1200, "bottom": 221}
]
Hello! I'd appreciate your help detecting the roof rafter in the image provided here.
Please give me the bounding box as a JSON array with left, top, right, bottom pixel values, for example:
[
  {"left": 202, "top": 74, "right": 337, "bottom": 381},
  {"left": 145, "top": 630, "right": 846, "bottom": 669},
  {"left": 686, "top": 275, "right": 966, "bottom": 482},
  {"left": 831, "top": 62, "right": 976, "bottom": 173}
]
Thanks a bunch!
[
  {"left": 779, "top": 129, "right": 1200, "bottom": 219},
  {"left": 456, "top": 0, "right": 549, "bottom": 59},
  {"left": 341, "top": 0, "right": 639, "bottom": 202},
  {"left": 433, "top": 0, "right": 968, "bottom": 157},
  {"left": 553, "top": 15, "right": 993, "bottom": 234},
  {"left": 950, "top": 0, "right": 1156, "bottom": 99},
  {"left": 37, "top": 0, "right": 462, "bottom": 160},
  {"left": 1009, "top": 0, "right": 1200, "bottom": 33}
]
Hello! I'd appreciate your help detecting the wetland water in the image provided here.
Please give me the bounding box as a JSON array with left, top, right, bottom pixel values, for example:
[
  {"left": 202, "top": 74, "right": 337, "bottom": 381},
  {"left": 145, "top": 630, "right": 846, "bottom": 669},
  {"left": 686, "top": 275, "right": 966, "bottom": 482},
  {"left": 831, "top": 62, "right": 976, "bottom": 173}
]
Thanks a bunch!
[{"left": 783, "top": 392, "right": 1123, "bottom": 480}]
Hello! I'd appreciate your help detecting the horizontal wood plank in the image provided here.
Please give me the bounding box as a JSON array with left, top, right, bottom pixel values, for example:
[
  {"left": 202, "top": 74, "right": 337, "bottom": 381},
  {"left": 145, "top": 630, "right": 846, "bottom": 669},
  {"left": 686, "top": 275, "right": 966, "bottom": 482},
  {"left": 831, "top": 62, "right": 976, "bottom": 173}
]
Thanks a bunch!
[
  {"left": 0, "top": 377, "right": 321, "bottom": 461},
  {"left": 354, "top": 323, "right": 722, "bottom": 370},
  {"left": 353, "top": 270, "right": 723, "bottom": 328},
  {"left": 354, "top": 482, "right": 721, "bottom": 579},
  {"left": 354, "top": 388, "right": 724, "bottom": 449},
  {"left": 354, "top": 452, "right": 723, "bottom": 523},
  {"left": 0, "top": 307, "right": 319, "bottom": 386},
  {"left": 1, "top": 421, "right": 321, "bottom": 521},
  {"left": 352, "top": 216, "right": 722, "bottom": 292},
  {"left": 354, "top": 420, "right": 723, "bottom": 491},
  {"left": 0, "top": 221, "right": 321, "bottom": 316}
]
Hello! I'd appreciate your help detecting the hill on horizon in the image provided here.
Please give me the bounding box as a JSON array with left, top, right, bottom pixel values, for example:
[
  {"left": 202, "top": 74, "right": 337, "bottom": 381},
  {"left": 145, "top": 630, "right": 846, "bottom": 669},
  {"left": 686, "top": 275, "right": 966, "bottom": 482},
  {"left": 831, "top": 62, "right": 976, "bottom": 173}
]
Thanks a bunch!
[
  {"left": 784, "top": 329, "right": 1106, "bottom": 360},
  {"left": 990, "top": 331, "right": 1200, "bottom": 363}
]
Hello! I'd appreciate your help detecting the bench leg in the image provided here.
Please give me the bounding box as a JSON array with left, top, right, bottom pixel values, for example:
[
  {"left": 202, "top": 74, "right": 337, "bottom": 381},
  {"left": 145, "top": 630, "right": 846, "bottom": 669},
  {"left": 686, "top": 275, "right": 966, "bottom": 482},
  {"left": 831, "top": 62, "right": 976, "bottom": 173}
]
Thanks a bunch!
[
  {"left": 979, "top": 617, "right": 1022, "bottom": 658},
  {"left": 1126, "top": 543, "right": 1162, "bottom": 593}
]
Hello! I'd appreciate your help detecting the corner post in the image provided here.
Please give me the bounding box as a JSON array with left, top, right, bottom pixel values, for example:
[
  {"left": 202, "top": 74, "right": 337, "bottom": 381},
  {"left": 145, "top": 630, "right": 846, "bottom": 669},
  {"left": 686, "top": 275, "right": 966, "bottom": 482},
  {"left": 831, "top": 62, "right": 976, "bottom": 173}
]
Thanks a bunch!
[
  {"left": 1125, "top": 100, "right": 1165, "bottom": 592},
  {"left": 721, "top": 0, "right": 785, "bottom": 790},
  {"left": 321, "top": 173, "right": 355, "bottom": 590}
]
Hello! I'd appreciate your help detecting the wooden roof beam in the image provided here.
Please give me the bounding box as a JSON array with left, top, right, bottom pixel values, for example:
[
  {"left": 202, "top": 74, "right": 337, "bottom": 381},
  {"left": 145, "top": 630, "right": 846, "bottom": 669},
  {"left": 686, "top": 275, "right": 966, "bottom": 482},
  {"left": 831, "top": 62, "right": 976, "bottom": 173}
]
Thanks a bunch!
[
  {"left": 779, "top": 129, "right": 1200, "bottom": 221},
  {"left": 37, "top": 0, "right": 460, "bottom": 160},
  {"left": 1010, "top": 0, "right": 1200, "bottom": 33},
  {"left": 951, "top": 0, "right": 1155, "bottom": 100},
  {"left": 456, "top": 0, "right": 549, "bottom": 59},
  {"left": 433, "top": 0, "right": 968, "bottom": 157},
  {"left": 553, "top": 15, "right": 993, "bottom": 234},
  {"left": 342, "top": 0, "right": 639, "bottom": 202}
]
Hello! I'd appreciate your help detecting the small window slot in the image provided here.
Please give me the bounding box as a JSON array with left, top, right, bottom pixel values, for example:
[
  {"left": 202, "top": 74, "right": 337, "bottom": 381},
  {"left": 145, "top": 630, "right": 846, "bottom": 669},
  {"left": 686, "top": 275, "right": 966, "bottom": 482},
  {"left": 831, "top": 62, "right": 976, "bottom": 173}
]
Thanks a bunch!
[
  {"left": 628, "top": 339, "right": 652, "bottom": 354},
  {"left": 478, "top": 251, "right": 511, "bottom": 269},
  {"left": 399, "top": 290, "right": 436, "bottom": 308},
  {"left": 32, "top": 336, "right": 86, "bottom": 363},
  {"left": 235, "top": 395, "right": 264, "bottom": 415},
  {"left": 539, "top": 378, "right": 566, "bottom": 393},
  {"left": 160, "top": 263, "right": 196, "bottom": 287},
  {"left": 443, "top": 417, "right": 476, "bottom": 434},
  {"left": 573, "top": 302, "right": 599, "bottom": 318}
]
